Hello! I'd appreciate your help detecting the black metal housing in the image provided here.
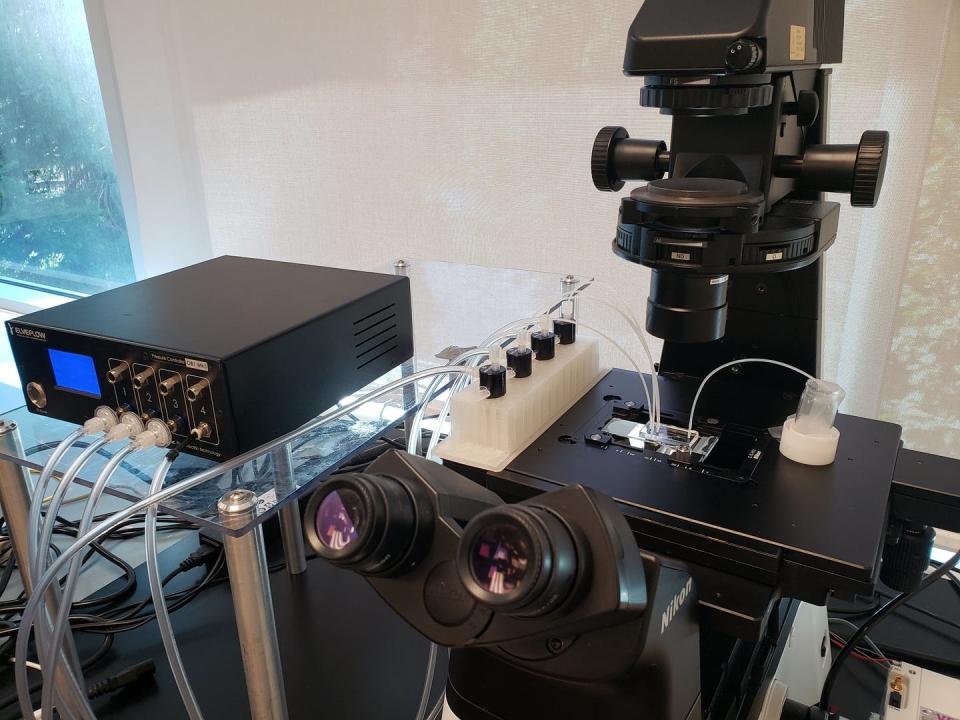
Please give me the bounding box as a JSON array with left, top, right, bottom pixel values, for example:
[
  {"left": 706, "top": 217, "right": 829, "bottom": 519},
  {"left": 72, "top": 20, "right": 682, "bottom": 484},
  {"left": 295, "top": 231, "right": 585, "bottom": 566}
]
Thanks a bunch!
[{"left": 6, "top": 256, "right": 413, "bottom": 460}]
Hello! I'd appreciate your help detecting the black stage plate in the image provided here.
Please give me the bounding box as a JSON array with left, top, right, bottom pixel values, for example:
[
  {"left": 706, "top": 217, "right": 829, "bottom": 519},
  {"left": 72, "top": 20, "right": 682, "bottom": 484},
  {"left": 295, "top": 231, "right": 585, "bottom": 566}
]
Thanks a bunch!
[{"left": 491, "top": 369, "right": 902, "bottom": 637}]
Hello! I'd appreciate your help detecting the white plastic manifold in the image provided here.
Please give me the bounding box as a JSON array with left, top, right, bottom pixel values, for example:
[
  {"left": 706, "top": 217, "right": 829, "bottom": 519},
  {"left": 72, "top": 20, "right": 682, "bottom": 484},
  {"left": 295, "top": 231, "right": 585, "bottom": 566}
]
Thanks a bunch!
[{"left": 434, "top": 337, "right": 603, "bottom": 472}]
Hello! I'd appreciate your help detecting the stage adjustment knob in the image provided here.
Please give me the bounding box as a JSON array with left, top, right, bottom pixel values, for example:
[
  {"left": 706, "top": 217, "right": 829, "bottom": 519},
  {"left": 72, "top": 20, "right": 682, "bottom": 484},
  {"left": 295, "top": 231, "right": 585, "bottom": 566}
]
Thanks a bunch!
[
  {"left": 725, "top": 38, "right": 762, "bottom": 72},
  {"left": 851, "top": 130, "right": 889, "bottom": 208}
]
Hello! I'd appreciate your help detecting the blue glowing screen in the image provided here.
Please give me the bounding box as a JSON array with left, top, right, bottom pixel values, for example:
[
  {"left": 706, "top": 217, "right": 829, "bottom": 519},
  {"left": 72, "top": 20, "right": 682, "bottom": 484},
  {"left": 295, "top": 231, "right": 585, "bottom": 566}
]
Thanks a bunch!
[{"left": 48, "top": 349, "right": 100, "bottom": 397}]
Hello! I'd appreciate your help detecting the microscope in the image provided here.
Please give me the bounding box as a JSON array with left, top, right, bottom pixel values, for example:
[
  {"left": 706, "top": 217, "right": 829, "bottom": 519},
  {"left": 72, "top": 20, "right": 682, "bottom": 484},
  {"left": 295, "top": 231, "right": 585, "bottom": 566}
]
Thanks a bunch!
[{"left": 302, "top": 2, "right": 960, "bottom": 719}]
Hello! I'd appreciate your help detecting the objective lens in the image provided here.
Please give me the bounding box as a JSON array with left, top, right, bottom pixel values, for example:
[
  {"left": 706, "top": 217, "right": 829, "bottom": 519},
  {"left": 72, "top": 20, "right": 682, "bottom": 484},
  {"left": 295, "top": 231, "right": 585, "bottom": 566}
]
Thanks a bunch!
[
  {"left": 315, "top": 488, "right": 363, "bottom": 551},
  {"left": 646, "top": 269, "right": 728, "bottom": 343},
  {"left": 470, "top": 522, "right": 531, "bottom": 595}
]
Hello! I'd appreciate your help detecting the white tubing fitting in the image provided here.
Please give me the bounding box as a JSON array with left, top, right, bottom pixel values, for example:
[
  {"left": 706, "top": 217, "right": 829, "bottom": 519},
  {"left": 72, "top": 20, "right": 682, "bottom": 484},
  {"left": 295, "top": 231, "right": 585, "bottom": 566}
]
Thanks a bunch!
[{"left": 83, "top": 406, "right": 120, "bottom": 435}]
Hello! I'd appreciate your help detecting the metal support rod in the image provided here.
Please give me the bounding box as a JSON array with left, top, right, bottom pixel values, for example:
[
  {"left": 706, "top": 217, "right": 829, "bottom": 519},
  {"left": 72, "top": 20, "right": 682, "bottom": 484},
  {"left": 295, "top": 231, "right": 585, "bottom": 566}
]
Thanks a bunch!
[
  {"left": 0, "top": 420, "right": 94, "bottom": 719},
  {"left": 219, "top": 489, "right": 289, "bottom": 720},
  {"left": 270, "top": 446, "right": 307, "bottom": 575},
  {"left": 395, "top": 259, "right": 421, "bottom": 455}
]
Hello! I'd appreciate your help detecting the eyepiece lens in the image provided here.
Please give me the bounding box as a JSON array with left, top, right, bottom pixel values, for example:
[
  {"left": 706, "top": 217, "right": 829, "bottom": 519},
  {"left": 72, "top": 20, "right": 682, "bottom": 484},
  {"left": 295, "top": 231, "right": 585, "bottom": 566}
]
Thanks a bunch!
[
  {"left": 316, "top": 488, "right": 363, "bottom": 551},
  {"left": 470, "top": 522, "right": 531, "bottom": 595}
]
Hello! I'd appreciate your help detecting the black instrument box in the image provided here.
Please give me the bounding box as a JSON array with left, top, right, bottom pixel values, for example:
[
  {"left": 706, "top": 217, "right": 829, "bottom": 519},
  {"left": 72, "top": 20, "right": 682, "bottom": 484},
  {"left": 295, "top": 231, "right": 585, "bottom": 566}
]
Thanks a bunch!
[{"left": 7, "top": 256, "right": 413, "bottom": 460}]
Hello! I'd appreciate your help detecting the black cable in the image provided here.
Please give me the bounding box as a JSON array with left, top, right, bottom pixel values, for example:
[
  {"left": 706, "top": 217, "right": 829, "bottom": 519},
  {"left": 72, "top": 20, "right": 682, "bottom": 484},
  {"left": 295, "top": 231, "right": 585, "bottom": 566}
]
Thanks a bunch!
[
  {"left": 820, "top": 548, "right": 960, "bottom": 713},
  {"left": 875, "top": 587, "right": 960, "bottom": 633},
  {"left": 0, "top": 632, "right": 115, "bottom": 713}
]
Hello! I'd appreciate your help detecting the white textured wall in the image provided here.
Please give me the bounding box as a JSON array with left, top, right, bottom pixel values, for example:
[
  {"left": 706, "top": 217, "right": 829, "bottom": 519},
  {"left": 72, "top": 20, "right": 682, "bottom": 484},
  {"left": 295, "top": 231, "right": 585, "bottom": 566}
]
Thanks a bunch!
[{"left": 97, "top": 0, "right": 959, "bottom": 455}]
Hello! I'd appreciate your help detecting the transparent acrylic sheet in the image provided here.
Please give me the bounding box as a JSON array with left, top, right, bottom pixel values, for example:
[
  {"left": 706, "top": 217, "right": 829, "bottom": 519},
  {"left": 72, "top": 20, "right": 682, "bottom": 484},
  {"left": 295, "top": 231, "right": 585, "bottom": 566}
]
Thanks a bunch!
[
  {"left": 0, "top": 260, "right": 592, "bottom": 536},
  {"left": 0, "top": 362, "right": 420, "bottom": 536},
  {"left": 387, "top": 259, "right": 569, "bottom": 365}
]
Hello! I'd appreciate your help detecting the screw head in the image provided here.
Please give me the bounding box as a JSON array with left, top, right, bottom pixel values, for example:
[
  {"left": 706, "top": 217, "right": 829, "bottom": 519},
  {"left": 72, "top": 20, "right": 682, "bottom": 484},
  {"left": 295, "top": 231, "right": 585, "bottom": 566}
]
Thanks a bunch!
[
  {"left": 218, "top": 489, "right": 257, "bottom": 514},
  {"left": 590, "top": 433, "right": 603, "bottom": 442}
]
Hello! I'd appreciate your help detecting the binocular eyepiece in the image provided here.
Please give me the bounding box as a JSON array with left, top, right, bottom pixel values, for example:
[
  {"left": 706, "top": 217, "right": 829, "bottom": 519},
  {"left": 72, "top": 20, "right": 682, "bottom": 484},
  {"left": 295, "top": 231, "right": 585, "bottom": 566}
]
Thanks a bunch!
[
  {"left": 305, "top": 472, "right": 579, "bottom": 616},
  {"left": 304, "top": 472, "right": 432, "bottom": 576}
]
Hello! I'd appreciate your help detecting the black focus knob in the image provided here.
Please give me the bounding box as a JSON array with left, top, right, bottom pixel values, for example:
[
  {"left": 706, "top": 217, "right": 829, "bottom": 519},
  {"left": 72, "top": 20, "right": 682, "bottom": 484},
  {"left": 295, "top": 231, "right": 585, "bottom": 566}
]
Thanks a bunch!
[
  {"left": 592, "top": 126, "right": 667, "bottom": 192},
  {"left": 851, "top": 130, "right": 889, "bottom": 208},
  {"left": 773, "top": 129, "right": 889, "bottom": 207},
  {"left": 725, "top": 38, "right": 762, "bottom": 72},
  {"left": 592, "top": 126, "right": 630, "bottom": 191}
]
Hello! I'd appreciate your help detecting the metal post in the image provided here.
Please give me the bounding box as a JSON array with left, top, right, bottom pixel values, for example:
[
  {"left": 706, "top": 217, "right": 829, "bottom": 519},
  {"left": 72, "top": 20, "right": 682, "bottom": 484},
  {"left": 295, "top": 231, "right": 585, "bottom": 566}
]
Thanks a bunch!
[
  {"left": 219, "top": 490, "right": 289, "bottom": 720},
  {"left": 0, "top": 420, "right": 94, "bottom": 719},
  {"left": 270, "top": 446, "right": 307, "bottom": 575},
  {"left": 395, "top": 259, "right": 421, "bottom": 455}
]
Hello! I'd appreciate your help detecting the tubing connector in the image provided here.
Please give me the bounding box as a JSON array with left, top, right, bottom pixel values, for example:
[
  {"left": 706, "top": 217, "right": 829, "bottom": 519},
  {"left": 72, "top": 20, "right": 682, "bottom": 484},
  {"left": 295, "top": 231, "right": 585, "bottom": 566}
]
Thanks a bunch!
[
  {"left": 131, "top": 418, "right": 174, "bottom": 450},
  {"left": 83, "top": 406, "right": 120, "bottom": 435}
]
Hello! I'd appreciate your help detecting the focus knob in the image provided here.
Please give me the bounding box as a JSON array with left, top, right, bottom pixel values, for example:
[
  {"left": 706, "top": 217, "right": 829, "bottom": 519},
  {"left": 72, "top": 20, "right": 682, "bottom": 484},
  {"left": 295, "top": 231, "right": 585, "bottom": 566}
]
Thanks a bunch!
[
  {"left": 725, "top": 38, "right": 762, "bottom": 72},
  {"left": 851, "top": 130, "right": 889, "bottom": 208},
  {"left": 592, "top": 126, "right": 667, "bottom": 192},
  {"left": 592, "top": 126, "right": 630, "bottom": 191}
]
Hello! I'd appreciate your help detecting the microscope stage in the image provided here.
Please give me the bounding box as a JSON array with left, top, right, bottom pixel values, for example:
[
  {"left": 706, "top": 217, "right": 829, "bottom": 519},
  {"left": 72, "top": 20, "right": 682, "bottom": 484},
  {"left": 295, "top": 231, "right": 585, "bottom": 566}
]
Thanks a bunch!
[{"left": 485, "top": 369, "right": 901, "bottom": 639}]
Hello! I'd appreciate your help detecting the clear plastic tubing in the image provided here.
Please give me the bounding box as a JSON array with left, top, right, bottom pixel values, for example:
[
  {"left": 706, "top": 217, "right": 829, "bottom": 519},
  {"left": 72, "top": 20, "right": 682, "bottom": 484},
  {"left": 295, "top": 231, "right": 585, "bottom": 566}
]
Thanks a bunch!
[
  {"left": 407, "top": 349, "right": 490, "bottom": 455},
  {"left": 15, "top": 364, "right": 481, "bottom": 720},
  {"left": 144, "top": 456, "right": 205, "bottom": 720},
  {"left": 686, "top": 358, "right": 814, "bottom": 436},
  {"left": 27, "top": 427, "right": 85, "bottom": 579},
  {"left": 560, "top": 291, "right": 659, "bottom": 427},
  {"left": 40, "top": 447, "right": 135, "bottom": 720},
  {"left": 414, "top": 641, "right": 438, "bottom": 720},
  {"left": 34, "top": 437, "right": 110, "bottom": 583},
  {"left": 794, "top": 378, "right": 845, "bottom": 435}
]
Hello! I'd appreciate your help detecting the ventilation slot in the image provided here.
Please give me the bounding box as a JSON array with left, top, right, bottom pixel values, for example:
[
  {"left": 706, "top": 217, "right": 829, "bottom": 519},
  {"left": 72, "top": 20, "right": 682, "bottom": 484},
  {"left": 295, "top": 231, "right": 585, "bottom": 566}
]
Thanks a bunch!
[{"left": 353, "top": 304, "right": 398, "bottom": 370}]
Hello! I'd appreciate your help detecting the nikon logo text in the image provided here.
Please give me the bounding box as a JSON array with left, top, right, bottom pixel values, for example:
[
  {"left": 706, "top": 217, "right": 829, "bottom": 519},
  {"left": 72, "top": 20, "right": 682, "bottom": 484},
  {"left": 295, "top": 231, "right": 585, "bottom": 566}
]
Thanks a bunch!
[{"left": 661, "top": 577, "right": 694, "bottom": 634}]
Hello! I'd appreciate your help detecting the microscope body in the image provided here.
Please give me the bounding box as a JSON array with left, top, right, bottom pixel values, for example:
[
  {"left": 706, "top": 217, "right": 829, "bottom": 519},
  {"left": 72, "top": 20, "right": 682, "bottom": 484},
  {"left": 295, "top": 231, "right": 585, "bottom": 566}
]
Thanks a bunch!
[{"left": 301, "top": 2, "right": 957, "bottom": 719}]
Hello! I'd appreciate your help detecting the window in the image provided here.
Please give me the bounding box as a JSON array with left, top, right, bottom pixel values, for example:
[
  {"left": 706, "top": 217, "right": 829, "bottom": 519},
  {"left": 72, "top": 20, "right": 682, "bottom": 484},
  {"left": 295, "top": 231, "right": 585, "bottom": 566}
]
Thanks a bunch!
[{"left": 0, "top": 0, "right": 134, "bottom": 298}]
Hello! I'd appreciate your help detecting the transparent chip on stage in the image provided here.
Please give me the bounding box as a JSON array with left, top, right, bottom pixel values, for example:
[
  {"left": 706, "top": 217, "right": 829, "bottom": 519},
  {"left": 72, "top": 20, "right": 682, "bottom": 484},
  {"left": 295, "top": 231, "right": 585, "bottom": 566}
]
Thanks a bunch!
[
  {"left": 470, "top": 522, "right": 531, "bottom": 595},
  {"left": 315, "top": 488, "right": 363, "bottom": 551}
]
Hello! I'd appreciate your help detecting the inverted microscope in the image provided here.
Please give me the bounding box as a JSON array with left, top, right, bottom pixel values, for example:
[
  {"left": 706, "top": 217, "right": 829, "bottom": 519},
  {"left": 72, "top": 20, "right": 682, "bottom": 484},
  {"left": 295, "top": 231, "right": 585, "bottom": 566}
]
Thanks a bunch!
[
  {"left": 298, "top": 2, "right": 960, "bottom": 720},
  {"left": 4, "top": 2, "right": 959, "bottom": 720}
]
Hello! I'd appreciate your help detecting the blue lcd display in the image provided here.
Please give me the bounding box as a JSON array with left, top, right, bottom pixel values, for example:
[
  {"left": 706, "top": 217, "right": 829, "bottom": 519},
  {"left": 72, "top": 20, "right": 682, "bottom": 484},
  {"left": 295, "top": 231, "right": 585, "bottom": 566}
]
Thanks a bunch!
[{"left": 48, "top": 349, "right": 101, "bottom": 398}]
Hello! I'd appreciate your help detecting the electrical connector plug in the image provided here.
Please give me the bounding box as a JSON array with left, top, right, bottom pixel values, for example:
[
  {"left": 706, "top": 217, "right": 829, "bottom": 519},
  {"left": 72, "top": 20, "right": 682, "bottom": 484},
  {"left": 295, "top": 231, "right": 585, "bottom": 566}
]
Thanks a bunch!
[
  {"left": 87, "top": 659, "right": 156, "bottom": 699},
  {"left": 82, "top": 406, "right": 120, "bottom": 435},
  {"left": 131, "top": 418, "right": 174, "bottom": 450}
]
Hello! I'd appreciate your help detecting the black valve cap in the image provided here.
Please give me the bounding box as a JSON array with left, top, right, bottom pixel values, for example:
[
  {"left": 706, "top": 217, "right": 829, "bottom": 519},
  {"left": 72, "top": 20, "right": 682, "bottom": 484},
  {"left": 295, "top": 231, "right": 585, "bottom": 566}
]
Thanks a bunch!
[
  {"left": 479, "top": 364, "right": 507, "bottom": 399},
  {"left": 554, "top": 319, "right": 576, "bottom": 345},
  {"left": 506, "top": 346, "right": 533, "bottom": 378},
  {"left": 531, "top": 330, "right": 556, "bottom": 361}
]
